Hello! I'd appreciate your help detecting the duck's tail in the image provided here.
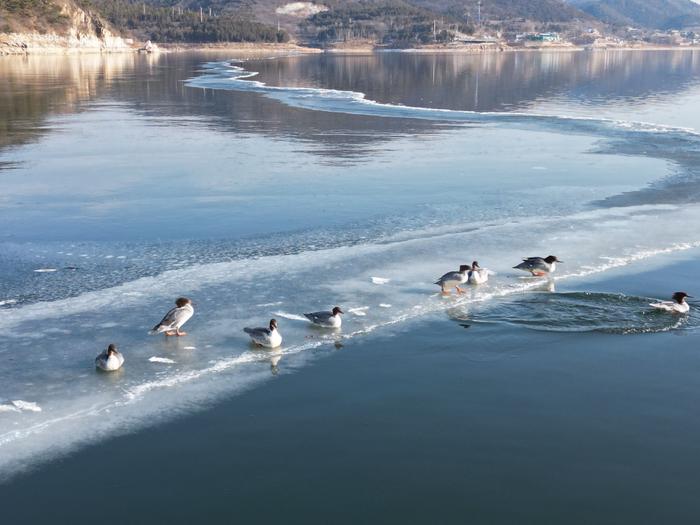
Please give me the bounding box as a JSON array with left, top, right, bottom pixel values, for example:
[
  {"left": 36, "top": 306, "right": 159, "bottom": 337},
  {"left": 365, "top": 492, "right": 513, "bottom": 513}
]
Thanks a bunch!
[
  {"left": 148, "top": 324, "right": 165, "bottom": 335},
  {"left": 649, "top": 302, "right": 672, "bottom": 311}
]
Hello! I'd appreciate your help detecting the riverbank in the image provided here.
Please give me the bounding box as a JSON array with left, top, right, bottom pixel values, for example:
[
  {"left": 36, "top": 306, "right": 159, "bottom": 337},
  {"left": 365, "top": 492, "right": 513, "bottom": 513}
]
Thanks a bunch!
[
  {"left": 2, "top": 248, "right": 699, "bottom": 523},
  {"left": 4, "top": 34, "right": 699, "bottom": 57},
  {"left": 0, "top": 31, "right": 133, "bottom": 56},
  {"left": 158, "top": 41, "right": 323, "bottom": 55}
]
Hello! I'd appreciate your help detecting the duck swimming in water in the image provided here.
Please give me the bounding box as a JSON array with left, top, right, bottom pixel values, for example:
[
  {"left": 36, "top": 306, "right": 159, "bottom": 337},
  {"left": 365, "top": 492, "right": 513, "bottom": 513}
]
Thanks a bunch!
[
  {"left": 435, "top": 265, "right": 470, "bottom": 295},
  {"left": 650, "top": 292, "right": 691, "bottom": 314},
  {"left": 513, "top": 255, "right": 562, "bottom": 276},
  {"left": 467, "top": 261, "right": 490, "bottom": 285},
  {"left": 149, "top": 297, "right": 194, "bottom": 337},
  {"left": 244, "top": 319, "right": 282, "bottom": 348},
  {"left": 95, "top": 344, "right": 124, "bottom": 372},
  {"left": 304, "top": 306, "right": 343, "bottom": 328}
]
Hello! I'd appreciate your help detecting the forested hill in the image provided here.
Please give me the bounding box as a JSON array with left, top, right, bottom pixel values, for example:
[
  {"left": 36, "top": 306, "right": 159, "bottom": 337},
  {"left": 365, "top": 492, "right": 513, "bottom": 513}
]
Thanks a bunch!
[
  {"left": 0, "top": 0, "right": 288, "bottom": 43},
  {"left": 87, "top": 0, "right": 288, "bottom": 43},
  {"left": 127, "top": 0, "right": 597, "bottom": 46},
  {"left": 411, "top": 0, "right": 589, "bottom": 23},
  {"left": 566, "top": 0, "right": 700, "bottom": 29},
  {"left": 6, "top": 0, "right": 700, "bottom": 46},
  {"left": 1, "top": 0, "right": 86, "bottom": 33}
]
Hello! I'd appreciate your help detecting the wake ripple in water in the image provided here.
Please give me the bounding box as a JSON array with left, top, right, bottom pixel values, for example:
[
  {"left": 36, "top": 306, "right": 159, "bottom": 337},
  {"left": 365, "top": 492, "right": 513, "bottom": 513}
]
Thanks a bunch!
[{"left": 456, "top": 292, "right": 698, "bottom": 334}]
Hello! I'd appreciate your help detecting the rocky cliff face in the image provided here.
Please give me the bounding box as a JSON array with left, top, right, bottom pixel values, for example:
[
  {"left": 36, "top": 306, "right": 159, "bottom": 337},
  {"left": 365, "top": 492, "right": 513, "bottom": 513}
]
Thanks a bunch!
[{"left": 0, "top": 0, "right": 134, "bottom": 55}]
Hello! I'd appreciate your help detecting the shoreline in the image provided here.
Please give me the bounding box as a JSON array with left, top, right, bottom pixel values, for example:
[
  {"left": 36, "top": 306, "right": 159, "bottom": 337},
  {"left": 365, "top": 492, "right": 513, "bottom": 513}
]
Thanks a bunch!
[
  {"left": 3, "top": 34, "right": 699, "bottom": 57},
  {"left": 157, "top": 41, "right": 323, "bottom": 55}
]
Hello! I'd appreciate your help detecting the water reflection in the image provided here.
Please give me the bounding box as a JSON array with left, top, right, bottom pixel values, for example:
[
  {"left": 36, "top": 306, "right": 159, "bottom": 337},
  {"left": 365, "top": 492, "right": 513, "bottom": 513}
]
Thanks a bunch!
[
  {"left": 0, "top": 53, "right": 152, "bottom": 149},
  {"left": 249, "top": 50, "right": 700, "bottom": 111},
  {"left": 2, "top": 50, "right": 700, "bottom": 164}
]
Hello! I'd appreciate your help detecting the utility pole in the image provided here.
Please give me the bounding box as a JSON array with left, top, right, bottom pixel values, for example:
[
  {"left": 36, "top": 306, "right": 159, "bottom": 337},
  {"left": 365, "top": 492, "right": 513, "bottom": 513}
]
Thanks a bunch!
[
  {"left": 200, "top": 6, "right": 203, "bottom": 23},
  {"left": 142, "top": 2, "right": 145, "bottom": 16},
  {"left": 477, "top": 0, "right": 482, "bottom": 28},
  {"left": 433, "top": 19, "right": 437, "bottom": 41}
]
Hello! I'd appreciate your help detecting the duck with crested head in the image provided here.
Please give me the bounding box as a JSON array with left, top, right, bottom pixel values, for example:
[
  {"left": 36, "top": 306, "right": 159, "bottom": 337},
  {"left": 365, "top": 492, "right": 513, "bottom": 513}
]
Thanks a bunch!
[
  {"left": 95, "top": 344, "right": 124, "bottom": 372},
  {"left": 467, "top": 260, "right": 491, "bottom": 285},
  {"left": 513, "top": 255, "right": 562, "bottom": 276},
  {"left": 149, "top": 297, "right": 194, "bottom": 337},
  {"left": 304, "top": 306, "right": 343, "bottom": 328},
  {"left": 435, "top": 264, "right": 470, "bottom": 295},
  {"left": 244, "top": 319, "right": 282, "bottom": 348},
  {"left": 650, "top": 292, "right": 692, "bottom": 314}
]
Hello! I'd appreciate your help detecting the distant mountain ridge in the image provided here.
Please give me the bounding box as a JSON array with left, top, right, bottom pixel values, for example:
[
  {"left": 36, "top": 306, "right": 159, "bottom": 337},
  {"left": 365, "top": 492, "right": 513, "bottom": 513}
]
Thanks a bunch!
[{"left": 566, "top": 0, "right": 700, "bottom": 29}]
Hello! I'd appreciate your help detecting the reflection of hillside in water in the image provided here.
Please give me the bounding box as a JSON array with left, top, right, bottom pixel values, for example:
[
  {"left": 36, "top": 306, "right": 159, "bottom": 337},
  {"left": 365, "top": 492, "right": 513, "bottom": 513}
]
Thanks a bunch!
[
  {"left": 0, "top": 52, "right": 452, "bottom": 163},
  {"left": 249, "top": 51, "right": 700, "bottom": 111},
  {"left": 0, "top": 54, "right": 146, "bottom": 150},
  {"left": 2, "top": 50, "right": 700, "bottom": 165}
]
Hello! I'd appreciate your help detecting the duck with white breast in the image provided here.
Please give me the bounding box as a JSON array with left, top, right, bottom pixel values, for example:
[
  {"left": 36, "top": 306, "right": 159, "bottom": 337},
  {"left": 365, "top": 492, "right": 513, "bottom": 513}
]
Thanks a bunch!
[
  {"left": 95, "top": 344, "right": 124, "bottom": 372},
  {"left": 244, "top": 319, "right": 282, "bottom": 348},
  {"left": 304, "top": 306, "right": 343, "bottom": 328}
]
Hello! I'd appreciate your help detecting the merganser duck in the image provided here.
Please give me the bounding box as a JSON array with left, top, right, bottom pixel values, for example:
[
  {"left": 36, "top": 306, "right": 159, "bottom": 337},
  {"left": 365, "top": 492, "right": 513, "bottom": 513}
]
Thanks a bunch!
[
  {"left": 244, "top": 319, "right": 282, "bottom": 348},
  {"left": 467, "top": 260, "right": 490, "bottom": 285},
  {"left": 95, "top": 344, "right": 124, "bottom": 372},
  {"left": 435, "top": 265, "right": 470, "bottom": 295},
  {"left": 304, "top": 306, "right": 343, "bottom": 328},
  {"left": 650, "top": 292, "right": 691, "bottom": 314},
  {"left": 149, "top": 297, "right": 194, "bottom": 336},
  {"left": 513, "top": 255, "right": 562, "bottom": 276}
]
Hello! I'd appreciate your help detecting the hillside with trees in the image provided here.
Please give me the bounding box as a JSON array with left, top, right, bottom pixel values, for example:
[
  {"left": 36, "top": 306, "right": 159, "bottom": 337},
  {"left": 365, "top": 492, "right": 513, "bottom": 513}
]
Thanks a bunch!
[
  {"left": 412, "top": 0, "right": 590, "bottom": 23},
  {"left": 567, "top": 0, "right": 700, "bottom": 29},
  {"left": 299, "top": 1, "right": 456, "bottom": 45},
  {"left": 88, "top": 0, "right": 288, "bottom": 43},
  {"left": 1, "top": 0, "right": 72, "bottom": 33},
  {"left": 133, "top": 0, "right": 597, "bottom": 45},
  {"left": 6, "top": 0, "right": 700, "bottom": 47}
]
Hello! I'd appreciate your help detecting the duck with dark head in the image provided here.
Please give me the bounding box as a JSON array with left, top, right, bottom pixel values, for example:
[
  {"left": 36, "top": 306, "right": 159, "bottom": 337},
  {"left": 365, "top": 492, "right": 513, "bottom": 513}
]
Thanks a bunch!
[
  {"left": 650, "top": 292, "right": 692, "bottom": 314},
  {"left": 435, "top": 264, "right": 470, "bottom": 295},
  {"left": 304, "top": 306, "right": 344, "bottom": 328},
  {"left": 467, "top": 260, "right": 491, "bottom": 285},
  {"left": 244, "top": 319, "right": 282, "bottom": 348},
  {"left": 95, "top": 343, "right": 125, "bottom": 372},
  {"left": 149, "top": 297, "right": 194, "bottom": 337},
  {"left": 513, "top": 255, "right": 562, "bottom": 277}
]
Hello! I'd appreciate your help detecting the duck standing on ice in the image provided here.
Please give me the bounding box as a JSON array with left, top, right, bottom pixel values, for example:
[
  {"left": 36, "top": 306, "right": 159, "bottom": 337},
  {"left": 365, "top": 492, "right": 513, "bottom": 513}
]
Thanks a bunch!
[
  {"left": 95, "top": 344, "right": 124, "bottom": 372},
  {"left": 650, "top": 292, "right": 692, "bottom": 314},
  {"left": 304, "top": 306, "right": 343, "bottom": 328},
  {"left": 435, "top": 264, "right": 470, "bottom": 295},
  {"left": 467, "top": 261, "right": 490, "bottom": 285},
  {"left": 150, "top": 297, "right": 194, "bottom": 336},
  {"left": 244, "top": 319, "right": 282, "bottom": 348},
  {"left": 513, "top": 255, "right": 562, "bottom": 276}
]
